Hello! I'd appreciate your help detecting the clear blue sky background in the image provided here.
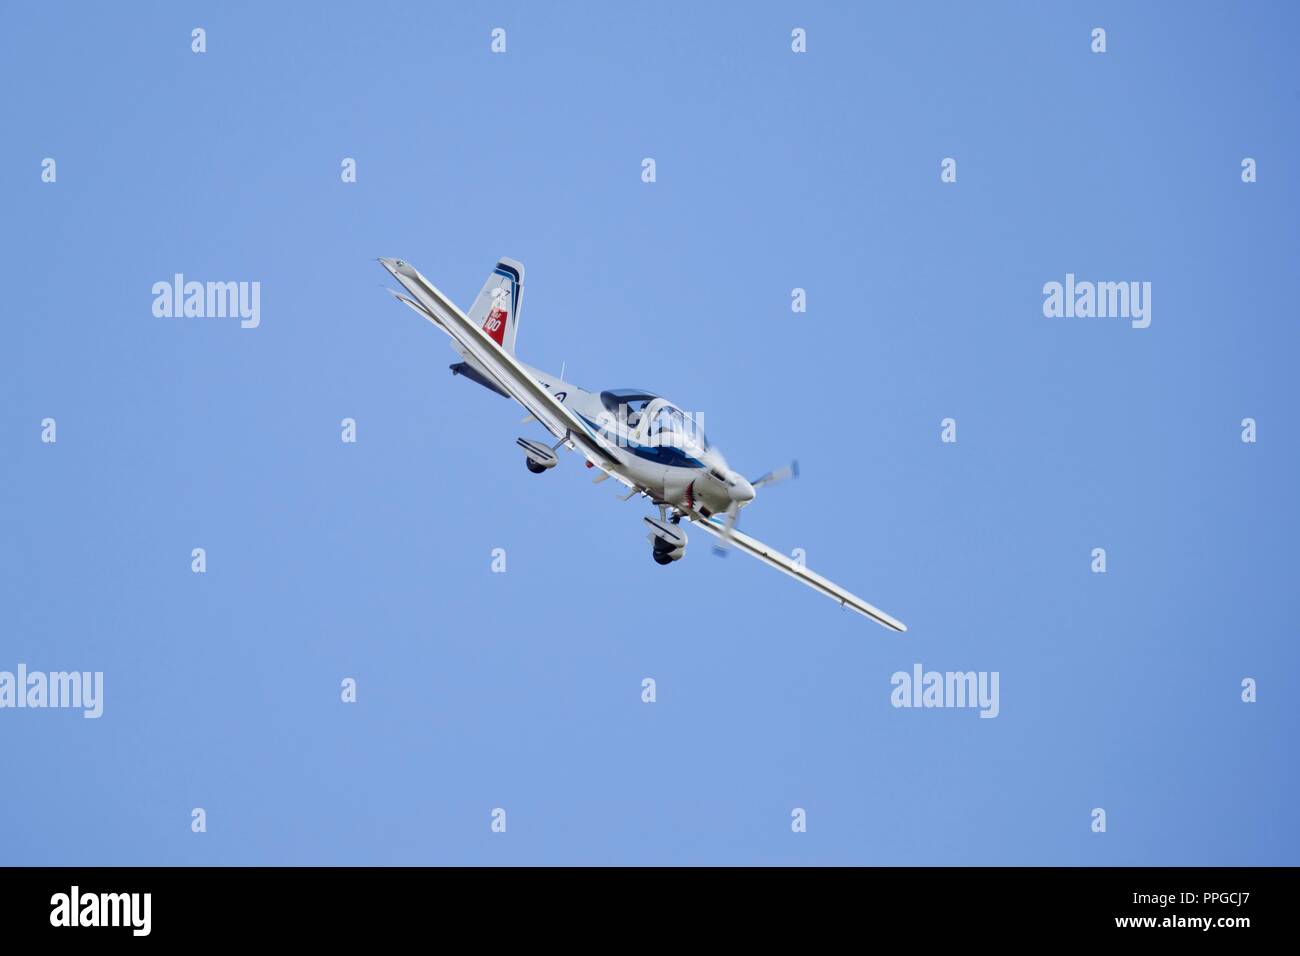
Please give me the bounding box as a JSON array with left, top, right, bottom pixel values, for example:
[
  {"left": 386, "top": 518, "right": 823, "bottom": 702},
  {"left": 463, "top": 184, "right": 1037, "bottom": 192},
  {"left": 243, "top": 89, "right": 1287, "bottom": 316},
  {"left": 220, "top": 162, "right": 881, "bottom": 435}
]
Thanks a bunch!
[{"left": 2, "top": 1, "right": 1296, "bottom": 865}]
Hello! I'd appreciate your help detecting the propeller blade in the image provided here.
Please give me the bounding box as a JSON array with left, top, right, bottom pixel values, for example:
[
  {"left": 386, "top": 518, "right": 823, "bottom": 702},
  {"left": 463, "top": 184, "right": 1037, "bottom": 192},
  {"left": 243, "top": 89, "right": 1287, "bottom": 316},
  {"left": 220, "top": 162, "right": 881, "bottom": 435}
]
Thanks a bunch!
[
  {"left": 751, "top": 459, "right": 799, "bottom": 490},
  {"left": 711, "top": 502, "right": 741, "bottom": 557}
]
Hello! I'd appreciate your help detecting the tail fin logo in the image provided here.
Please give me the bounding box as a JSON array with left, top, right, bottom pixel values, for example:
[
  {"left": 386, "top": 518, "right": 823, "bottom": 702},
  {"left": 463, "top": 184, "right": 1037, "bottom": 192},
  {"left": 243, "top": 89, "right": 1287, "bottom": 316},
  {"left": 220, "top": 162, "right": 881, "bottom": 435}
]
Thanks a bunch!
[{"left": 483, "top": 287, "right": 509, "bottom": 346}]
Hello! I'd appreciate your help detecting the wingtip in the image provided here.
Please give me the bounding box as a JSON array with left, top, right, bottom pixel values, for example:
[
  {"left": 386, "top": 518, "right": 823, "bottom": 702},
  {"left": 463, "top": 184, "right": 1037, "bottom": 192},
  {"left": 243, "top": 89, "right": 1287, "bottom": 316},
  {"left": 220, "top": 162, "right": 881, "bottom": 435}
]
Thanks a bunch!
[{"left": 873, "top": 612, "right": 907, "bottom": 633}]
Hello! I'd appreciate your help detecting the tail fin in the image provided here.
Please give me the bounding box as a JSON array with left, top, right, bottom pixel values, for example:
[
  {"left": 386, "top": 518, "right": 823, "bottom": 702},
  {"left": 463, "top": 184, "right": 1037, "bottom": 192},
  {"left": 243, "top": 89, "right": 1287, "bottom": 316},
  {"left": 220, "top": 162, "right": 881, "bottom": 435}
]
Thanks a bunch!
[{"left": 466, "top": 258, "right": 524, "bottom": 354}]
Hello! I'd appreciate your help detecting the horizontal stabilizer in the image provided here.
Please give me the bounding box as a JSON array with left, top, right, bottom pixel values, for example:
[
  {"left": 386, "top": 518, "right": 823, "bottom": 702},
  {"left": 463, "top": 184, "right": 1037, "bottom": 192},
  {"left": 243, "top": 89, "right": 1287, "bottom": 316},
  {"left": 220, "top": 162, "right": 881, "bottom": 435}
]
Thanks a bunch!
[{"left": 451, "top": 361, "right": 510, "bottom": 398}]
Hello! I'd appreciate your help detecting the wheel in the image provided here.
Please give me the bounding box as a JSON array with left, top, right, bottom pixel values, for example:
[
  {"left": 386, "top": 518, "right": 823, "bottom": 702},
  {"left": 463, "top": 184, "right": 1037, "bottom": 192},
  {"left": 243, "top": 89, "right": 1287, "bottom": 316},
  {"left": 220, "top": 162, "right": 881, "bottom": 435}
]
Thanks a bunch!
[
  {"left": 525, "top": 458, "right": 547, "bottom": 474},
  {"left": 652, "top": 551, "right": 674, "bottom": 565}
]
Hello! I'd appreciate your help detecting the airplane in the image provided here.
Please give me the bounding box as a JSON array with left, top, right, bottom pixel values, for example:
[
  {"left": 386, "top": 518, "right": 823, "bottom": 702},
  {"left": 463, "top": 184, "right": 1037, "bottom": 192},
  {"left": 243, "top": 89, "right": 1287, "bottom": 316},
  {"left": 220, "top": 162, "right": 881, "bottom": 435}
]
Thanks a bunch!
[{"left": 377, "top": 256, "right": 907, "bottom": 632}]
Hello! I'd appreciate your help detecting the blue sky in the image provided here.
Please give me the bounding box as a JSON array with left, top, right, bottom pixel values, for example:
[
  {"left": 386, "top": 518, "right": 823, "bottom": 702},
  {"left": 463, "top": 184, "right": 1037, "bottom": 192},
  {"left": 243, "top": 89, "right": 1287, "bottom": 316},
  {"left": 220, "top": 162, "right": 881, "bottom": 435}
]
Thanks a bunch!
[{"left": 1, "top": 1, "right": 1296, "bottom": 864}]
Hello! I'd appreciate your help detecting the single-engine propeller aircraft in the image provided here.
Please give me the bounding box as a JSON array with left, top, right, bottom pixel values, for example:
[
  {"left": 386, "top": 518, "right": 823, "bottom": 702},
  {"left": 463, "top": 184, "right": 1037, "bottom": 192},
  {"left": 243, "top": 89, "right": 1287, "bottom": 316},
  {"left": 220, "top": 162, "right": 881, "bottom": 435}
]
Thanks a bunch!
[{"left": 378, "top": 256, "right": 906, "bottom": 631}]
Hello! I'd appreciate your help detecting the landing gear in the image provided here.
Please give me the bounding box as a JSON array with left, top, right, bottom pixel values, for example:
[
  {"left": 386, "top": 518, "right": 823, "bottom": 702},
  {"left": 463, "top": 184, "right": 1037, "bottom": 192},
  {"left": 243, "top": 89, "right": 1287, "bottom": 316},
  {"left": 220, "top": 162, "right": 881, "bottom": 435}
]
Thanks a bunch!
[
  {"left": 651, "top": 530, "right": 684, "bottom": 565},
  {"left": 517, "top": 437, "right": 560, "bottom": 474},
  {"left": 645, "top": 510, "right": 687, "bottom": 565}
]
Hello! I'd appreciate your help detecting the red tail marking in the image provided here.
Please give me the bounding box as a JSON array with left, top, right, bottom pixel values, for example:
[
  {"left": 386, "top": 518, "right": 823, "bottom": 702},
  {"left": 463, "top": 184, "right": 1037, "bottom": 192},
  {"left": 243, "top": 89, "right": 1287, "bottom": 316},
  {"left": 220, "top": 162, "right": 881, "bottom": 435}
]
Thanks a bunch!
[{"left": 483, "top": 306, "right": 508, "bottom": 346}]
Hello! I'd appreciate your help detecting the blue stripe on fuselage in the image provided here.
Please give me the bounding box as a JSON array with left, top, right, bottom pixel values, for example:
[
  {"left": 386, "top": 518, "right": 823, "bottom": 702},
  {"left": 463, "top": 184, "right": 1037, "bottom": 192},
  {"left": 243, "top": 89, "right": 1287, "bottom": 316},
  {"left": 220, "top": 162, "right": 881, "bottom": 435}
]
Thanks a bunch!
[{"left": 575, "top": 413, "right": 704, "bottom": 469}]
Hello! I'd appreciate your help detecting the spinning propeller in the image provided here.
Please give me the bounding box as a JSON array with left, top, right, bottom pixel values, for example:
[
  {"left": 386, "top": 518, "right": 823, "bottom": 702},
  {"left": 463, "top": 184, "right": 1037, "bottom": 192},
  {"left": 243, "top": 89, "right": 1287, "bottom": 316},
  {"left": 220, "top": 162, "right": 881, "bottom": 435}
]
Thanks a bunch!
[{"left": 711, "top": 460, "right": 799, "bottom": 556}]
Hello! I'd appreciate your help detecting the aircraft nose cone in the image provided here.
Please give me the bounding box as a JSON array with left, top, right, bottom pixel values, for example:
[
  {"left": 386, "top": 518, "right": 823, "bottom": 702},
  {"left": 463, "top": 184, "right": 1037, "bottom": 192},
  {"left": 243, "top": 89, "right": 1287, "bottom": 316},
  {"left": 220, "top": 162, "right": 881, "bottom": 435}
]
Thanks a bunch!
[{"left": 732, "top": 475, "right": 755, "bottom": 504}]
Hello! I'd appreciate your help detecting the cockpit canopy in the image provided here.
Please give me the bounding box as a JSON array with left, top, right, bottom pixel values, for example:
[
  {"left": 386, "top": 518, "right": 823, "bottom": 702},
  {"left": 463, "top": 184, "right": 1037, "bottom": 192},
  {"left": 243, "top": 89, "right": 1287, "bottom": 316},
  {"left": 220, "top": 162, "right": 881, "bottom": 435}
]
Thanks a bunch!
[
  {"left": 599, "top": 390, "right": 711, "bottom": 452},
  {"left": 599, "top": 389, "right": 659, "bottom": 416},
  {"left": 647, "top": 402, "right": 710, "bottom": 451}
]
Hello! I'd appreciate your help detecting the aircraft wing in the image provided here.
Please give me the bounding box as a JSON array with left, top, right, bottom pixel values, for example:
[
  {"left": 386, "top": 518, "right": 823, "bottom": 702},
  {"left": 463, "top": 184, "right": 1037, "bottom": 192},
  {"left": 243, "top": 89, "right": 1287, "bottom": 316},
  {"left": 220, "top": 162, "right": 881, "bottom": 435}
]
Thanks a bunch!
[
  {"left": 381, "top": 262, "right": 622, "bottom": 473},
  {"left": 689, "top": 516, "right": 907, "bottom": 632}
]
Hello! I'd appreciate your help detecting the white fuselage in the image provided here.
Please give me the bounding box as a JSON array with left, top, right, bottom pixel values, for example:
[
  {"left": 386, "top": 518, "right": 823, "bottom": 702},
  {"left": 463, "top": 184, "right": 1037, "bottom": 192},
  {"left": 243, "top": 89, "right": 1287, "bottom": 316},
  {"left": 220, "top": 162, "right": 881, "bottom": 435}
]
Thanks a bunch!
[{"left": 520, "top": 365, "right": 751, "bottom": 517}]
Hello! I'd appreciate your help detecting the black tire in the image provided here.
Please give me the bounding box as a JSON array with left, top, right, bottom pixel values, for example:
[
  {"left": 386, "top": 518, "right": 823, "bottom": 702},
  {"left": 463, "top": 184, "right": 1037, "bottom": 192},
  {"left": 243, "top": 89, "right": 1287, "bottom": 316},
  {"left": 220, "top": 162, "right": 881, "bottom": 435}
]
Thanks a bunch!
[
  {"left": 525, "top": 458, "right": 547, "bottom": 474},
  {"left": 653, "top": 551, "right": 674, "bottom": 565}
]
